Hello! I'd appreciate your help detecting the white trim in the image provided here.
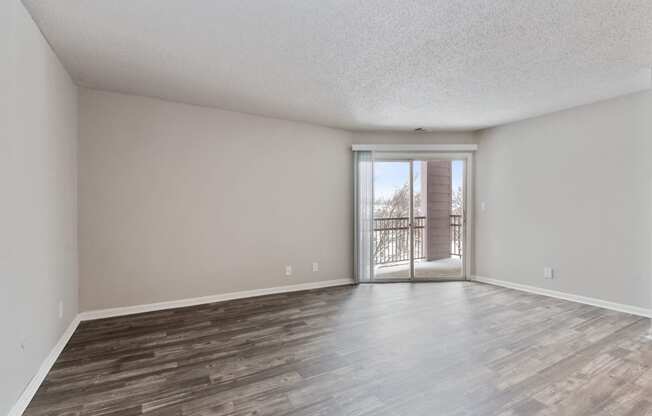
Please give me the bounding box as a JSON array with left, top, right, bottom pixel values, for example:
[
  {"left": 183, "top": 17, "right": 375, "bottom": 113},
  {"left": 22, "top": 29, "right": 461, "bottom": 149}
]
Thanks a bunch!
[
  {"left": 10, "top": 279, "right": 352, "bottom": 416},
  {"left": 373, "top": 151, "right": 472, "bottom": 160},
  {"left": 11, "top": 276, "right": 648, "bottom": 416},
  {"left": 352, "top": 144, "right": 478, "bottom": 152},
  {"left": 9, "top": 316, "right": 81, "bottom": 416},
  {"left": 471, "top": 275, "right": 652, "bottom": 318},
  {"left": 79, "top": 279, "right": 353, "bottom": 321}
]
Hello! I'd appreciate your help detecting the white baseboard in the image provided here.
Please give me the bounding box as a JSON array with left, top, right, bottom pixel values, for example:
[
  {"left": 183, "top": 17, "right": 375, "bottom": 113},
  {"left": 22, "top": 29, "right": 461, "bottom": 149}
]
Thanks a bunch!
[
  {"left": 78, "top": 278, "right": 354, "bottom": 321},
  {"left": 9, "top": 315, "right": 81, "bottom": 416},
  {"left": 10, "top": 277, "right": 649, "bottom": 416},
  {"left": 471, "top": 275, "right": 652, "bottom": 318},
  {"left": 10, "top": 278, "right": 353, "bottom": 416}
]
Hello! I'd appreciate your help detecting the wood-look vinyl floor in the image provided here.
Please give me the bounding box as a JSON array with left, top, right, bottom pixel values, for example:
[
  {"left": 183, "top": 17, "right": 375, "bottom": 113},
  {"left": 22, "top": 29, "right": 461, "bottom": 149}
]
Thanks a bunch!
[{"left": 24, "top": 282, "right": 652, "bottom": 416}]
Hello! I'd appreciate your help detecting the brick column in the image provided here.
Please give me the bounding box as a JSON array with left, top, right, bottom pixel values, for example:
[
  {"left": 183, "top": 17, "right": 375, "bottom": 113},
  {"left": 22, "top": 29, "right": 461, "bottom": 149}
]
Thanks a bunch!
[{"left": 426, "top": 161, "right": 452, "bottom": 261}]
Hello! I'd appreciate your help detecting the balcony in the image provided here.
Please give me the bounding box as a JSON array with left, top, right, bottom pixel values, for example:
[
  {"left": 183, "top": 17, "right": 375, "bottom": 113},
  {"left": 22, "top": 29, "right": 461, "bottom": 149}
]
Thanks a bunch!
[{"left": 373, "top": 214, "right": 463, "bottom": 279}]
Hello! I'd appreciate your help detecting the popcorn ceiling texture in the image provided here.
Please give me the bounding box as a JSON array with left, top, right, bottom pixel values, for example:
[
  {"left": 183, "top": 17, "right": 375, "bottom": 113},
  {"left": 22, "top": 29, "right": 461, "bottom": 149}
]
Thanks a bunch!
[{"left": 22, "top": 0, "right": 652, "bottom": 130}]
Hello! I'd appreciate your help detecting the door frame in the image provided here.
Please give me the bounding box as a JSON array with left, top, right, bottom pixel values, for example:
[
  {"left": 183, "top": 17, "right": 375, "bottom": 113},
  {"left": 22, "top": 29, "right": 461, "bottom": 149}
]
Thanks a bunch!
[{"left": 368, "top": 151, "right": 474, "bottom": 282}]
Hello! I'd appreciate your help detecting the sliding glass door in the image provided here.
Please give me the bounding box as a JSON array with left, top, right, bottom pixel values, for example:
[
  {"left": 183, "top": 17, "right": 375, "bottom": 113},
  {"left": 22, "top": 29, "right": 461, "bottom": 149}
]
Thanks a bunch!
[
  {"left": 372, "top": 160, "right": 412, "bottom": 280},
  {"left": 371, "top": 158, "right": 465, "bottom": 281}
]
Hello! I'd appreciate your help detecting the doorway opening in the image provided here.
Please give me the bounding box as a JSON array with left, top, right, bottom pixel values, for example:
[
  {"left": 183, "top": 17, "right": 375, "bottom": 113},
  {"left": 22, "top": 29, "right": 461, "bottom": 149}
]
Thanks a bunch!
[{"left": 372, "top": 158, "right": 465, "bottom": 281}]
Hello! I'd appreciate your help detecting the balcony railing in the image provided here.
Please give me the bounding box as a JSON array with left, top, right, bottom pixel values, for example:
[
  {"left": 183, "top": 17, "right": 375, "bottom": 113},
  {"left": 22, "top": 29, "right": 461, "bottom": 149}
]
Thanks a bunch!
[
  {"left": 450, "top": 214, "right": 462, "bottom": 257},
  {"left": 373, "top": 215, "right": 462, "bottom": 265}
]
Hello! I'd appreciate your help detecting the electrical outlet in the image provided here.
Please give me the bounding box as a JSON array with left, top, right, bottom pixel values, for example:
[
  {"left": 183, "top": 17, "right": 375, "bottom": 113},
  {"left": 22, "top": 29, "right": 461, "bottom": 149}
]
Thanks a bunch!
[
  {"left": 58, "top": 300, "right": 63, "bottom": 319},
  {"left": 285, "top": 265, "right": 292, "bottom": 276},
  {"left": 312, "top": 262, "right": 319, "bottom": 272},
  {"left": 544, "top": 267, "right": 554, "bottom": 279}
]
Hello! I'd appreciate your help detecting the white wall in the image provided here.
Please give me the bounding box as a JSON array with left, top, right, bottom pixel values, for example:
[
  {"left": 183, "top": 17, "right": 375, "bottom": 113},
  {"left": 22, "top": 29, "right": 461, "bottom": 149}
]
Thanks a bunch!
[
  {"left": 475, "top": 91, "right": 652, "bottom": 309},
  {"left": 0, "top": 1, "right": 79, "bottom": 414},
  {"left": 78, "top": 89, "right": 476, "bottom": 311}
]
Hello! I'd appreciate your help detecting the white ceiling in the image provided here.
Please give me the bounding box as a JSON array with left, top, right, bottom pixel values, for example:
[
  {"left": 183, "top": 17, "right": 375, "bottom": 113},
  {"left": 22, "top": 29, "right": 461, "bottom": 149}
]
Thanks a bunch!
[{"left": 23, "top": 0, "right": 652, "bottom": 131}]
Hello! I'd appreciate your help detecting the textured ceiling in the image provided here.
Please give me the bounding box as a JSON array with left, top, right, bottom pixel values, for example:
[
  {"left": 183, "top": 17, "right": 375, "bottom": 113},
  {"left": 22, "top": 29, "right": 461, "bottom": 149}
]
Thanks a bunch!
[{"left": 22, "top": 0, "right": 652, "bottom": 130}]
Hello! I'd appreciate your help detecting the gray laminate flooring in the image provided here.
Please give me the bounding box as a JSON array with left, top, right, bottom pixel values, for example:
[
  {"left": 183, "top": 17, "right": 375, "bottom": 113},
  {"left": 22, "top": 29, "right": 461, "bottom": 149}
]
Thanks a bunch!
[{"left": 24, "top": 282, "right": 652, "bottom": 416}]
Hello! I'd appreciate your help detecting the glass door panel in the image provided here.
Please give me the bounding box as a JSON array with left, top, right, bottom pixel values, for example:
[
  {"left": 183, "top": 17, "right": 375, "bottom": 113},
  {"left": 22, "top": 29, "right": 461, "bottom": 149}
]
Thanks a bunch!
[
  {"left": 372, "top": 161, "right": 412, "bottom": 280},
  {"left": 412, "top": 159, "right": 465, "bottom": 280}
]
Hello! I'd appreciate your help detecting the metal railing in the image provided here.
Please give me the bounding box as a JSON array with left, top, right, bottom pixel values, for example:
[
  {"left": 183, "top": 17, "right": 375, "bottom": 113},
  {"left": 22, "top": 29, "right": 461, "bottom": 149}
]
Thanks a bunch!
[
  {"left": 450, "top": 214, "right": 463, "bottom": 257},
  {"left": 373, "top": 215, "right": 462, "bottom": 265},
  {"left": 373, "top": 216, "right": 425, "bottom": 265}
]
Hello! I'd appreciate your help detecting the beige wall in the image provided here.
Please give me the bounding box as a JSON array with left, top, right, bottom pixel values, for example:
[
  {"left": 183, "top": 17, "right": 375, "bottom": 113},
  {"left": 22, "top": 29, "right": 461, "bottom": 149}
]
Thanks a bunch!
[
  {"left": 0, "top": 1, "right": 79, "bottom": 414},
  {"left": 78, "top": 89, "right": 476, "bottom": 310},
  {"left": 475, "top": 91, "right": 652, "bottom": 309}
]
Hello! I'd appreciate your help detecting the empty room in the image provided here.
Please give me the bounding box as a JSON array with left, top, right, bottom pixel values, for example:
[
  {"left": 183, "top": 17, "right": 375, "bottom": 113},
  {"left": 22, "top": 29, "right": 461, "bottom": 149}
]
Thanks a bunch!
[{"left": 3, "top": 1, "right": 652, "bottom": 415}]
